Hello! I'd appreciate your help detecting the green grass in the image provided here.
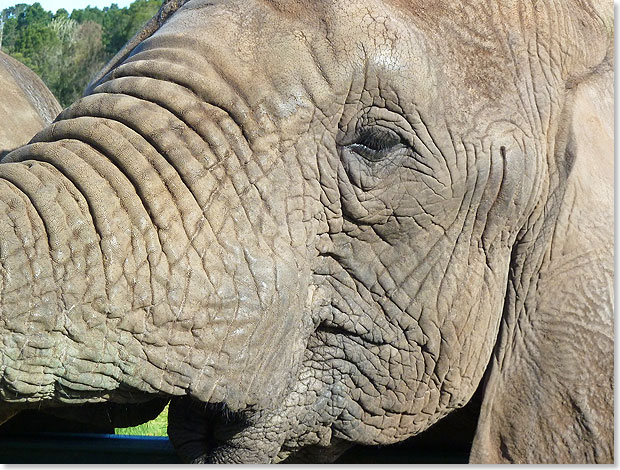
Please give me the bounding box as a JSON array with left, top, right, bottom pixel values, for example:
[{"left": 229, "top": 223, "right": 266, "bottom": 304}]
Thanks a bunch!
[{"left": 114, "top": 404, "right": 169, "bottom": 437}]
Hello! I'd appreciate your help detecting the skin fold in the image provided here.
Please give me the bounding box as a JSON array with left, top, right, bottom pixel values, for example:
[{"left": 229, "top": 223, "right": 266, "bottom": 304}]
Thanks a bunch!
[
  {"left": 0, "top": 52, "right": 60, "bottom": 425},
  {"left": 0, "top": 49, "right": 165, "bottom": 434},
  {"left": 0, "top": 0, "right": 613, "bottom": 463}
]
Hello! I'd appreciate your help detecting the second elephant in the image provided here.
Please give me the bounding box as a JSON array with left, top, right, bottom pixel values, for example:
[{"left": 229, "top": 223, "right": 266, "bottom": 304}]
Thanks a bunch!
[{"left": 0, "top": 51, "right": 61, "bottom": 153}]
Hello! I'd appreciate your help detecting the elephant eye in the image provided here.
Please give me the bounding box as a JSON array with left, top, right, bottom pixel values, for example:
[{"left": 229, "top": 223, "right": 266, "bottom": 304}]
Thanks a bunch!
[{"left": 348, "top": 127, "right": 404, "bottom": 162}]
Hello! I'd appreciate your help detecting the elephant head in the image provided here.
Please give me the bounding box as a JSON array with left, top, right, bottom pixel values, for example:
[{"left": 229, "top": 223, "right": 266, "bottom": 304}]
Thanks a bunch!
[
  {"left": 0, "top": 51, "right": 62, "bottom": 154},
  {"left": 0, "top": 0, "right": 612, "bottom": 463}
]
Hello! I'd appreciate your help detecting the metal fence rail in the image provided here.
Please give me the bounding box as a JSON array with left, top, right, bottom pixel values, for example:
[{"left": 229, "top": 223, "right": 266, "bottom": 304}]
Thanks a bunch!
[
  {"left": 0, "top": 432, "right": 471, "bottom": 463},
  {"left": 0, "top": 433, "right": 180, "bottom": 464}
]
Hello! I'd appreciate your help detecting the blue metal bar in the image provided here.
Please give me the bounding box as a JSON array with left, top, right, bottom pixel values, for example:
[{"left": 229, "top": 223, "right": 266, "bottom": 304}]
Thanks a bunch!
[{"left": 0, "top": 433, "right": 181, "bottom": 463}]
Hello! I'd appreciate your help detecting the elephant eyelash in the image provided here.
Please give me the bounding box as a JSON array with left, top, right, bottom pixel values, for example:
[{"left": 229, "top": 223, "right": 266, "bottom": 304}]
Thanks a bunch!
[{"left": 348, "top": 127, "right": 405, "bottom": 162}]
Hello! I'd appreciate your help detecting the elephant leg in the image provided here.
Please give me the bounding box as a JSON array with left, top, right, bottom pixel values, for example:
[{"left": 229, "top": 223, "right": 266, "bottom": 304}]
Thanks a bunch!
[{"left": 168, "top": 396, "right": 215, "bottom": 463}]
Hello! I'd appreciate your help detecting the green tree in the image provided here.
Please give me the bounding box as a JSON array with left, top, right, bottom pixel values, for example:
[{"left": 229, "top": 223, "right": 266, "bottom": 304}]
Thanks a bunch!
[
  {"left": 1, "top": 4, "right": 34, "bottom": 52},
  {"left": 70, "top": 6, "right": 105, "bottom": 25},
  {"left": 126, "top": 0, "right": 161, "bottom": 34},
  {"left": 48, "top": 20, "right": 106, "bottom": 106},
  {"left": 12, "top": 4, "right": 58, "bottom": 77},
  {"left": 102, "top": 0, "right": 160, "bottom": 55},
  {"left": 54, "top": 8, "right": 69, "bottom": 20},
  {"left": 102, "top": 4, "right": 130, "bottom": 55}
]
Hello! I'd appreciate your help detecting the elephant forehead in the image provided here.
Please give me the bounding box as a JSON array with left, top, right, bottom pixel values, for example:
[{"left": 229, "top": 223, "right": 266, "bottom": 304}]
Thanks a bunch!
[
  {"left": 145, "top": 0, "right": 427, "bottom": 106},
  {"left": 155, "top": 0, "right": 534, "bottom": 134},
  {"left": 146, "top": 0, "right": 347, "bottom": 119}
]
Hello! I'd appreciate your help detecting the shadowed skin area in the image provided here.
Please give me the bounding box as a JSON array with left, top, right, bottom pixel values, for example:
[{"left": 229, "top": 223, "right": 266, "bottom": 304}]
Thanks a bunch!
[
  {"left": 0, "top": 0, "right": 613, "bottom": 464},
  {"left": 0, "top": 51, "right": 62, "bottom": 153}
]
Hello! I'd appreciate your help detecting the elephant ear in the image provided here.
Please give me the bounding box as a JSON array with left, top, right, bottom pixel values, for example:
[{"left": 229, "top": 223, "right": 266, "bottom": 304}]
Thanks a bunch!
[{"left": 469, "top": 60, "right": 614, "bottom": 462}]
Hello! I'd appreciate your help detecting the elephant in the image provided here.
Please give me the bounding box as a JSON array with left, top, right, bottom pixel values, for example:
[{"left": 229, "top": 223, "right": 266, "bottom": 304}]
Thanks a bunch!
[
  {"left": 0, "top": 0, "right": 612, "bottom": 464},
  {"left": 0, "top": 50, "right": 168, "bottom": 436},
  {"left": 0, "top": 51, "right": 62, "bottom": 155}
]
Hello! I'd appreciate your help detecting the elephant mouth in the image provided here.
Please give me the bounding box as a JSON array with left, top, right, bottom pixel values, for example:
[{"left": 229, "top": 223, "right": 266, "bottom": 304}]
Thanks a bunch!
[{"left": 202, "top": 402, "right": 252, "bottom": 442}]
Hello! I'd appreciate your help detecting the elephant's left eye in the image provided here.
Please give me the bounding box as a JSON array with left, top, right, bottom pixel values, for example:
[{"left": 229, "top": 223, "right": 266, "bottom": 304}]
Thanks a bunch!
[{"left": 348, "top": 127, "right": 405, "bottom": 162}]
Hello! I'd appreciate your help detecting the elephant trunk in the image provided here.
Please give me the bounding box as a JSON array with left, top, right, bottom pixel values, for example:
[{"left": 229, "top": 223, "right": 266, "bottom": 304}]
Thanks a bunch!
[{"left": 0, "top": 74, "right": 314, "bottom": 412}]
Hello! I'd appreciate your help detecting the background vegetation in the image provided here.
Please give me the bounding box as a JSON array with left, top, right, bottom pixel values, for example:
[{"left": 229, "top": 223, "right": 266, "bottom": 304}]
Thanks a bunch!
[
  {"left": 0, "top": 0, "right": 162, "bottom": 107},
  {"left": 115, "top": 404, "right": 169, "bottom": 436}
]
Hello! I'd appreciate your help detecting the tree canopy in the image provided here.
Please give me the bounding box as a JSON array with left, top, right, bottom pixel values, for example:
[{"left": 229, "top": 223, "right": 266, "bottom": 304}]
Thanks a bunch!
[{"left": 1, "top": 1, "right": 162, "bottom": 107}]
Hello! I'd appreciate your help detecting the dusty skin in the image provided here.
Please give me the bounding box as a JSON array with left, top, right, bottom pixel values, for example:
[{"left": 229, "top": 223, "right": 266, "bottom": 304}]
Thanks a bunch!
[
  {"left": 0, "top": 51, "right": 62, "bottom": 153},
  {"left": 0, "top": 0, "right": 613, "bottom": 463},
  {"left": 0, "top": 52, "right": 62, "bottom": 427},
  {"left": 0, "top": 50, "right": 168, "bottom": 434}
]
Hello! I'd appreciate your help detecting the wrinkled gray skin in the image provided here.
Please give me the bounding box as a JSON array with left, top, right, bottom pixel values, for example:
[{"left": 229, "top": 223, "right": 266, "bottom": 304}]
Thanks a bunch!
[
  {"left": 0, "top": 51, "right": 62, "bottom": 153},
  {"left": 0, "top": 50, "right": 166, "bottom": 433},
  {"left": 0, "top": 0, "right": 613, "bottom": 464}
]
